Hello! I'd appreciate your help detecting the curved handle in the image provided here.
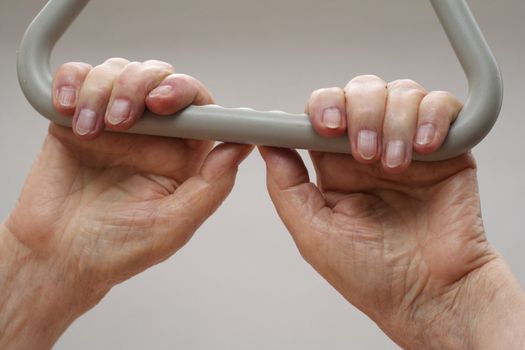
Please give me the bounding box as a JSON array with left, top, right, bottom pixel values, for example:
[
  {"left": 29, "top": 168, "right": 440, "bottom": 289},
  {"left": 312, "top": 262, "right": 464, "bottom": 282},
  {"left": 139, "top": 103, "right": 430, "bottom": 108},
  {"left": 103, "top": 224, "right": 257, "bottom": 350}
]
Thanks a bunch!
[{"left": 17, "top": 0, "right": 503, "bottom": 161}]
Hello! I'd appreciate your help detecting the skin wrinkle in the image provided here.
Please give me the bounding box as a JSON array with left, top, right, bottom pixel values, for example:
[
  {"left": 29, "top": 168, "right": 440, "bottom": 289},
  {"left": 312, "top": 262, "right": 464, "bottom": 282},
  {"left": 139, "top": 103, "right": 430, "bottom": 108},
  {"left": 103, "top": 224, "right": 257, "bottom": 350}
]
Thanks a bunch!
[
  {"left": 405, "top": 252, "right": 432, "bottom": 313},
  {"left": 52, "top": 126, "right": 198, "bottom": 184},
  {"left": 47, "top": 128, "right": 98, "bottom": 164},
  {"left": 5, "top": 59, "right": 525, "bottom": 349},
  {"left": 0, "top": 60, "right": 265, "bottom": 349},
  {"left": 0, "top": 226, "right": 20, "bottom": 320},
  {"left": 270, "top": 76, "right": 525, "bottom": 349},
  {"left": 156, "top": 179, "right": 213, "bottom": 245},
  {"left": 0, "top": 243, "right": 60, "bottom": 346},
  {"left": 270, "top": 144, "right": 522, "bottom": 350},
  {"left": 328, "top": 154, "right": 475, "bottom": 195},
  {"left": 63, "top": 223, "right": 88, "bottom": 292},
  {"left": 146, "top": 204, "right": 171, "bottom": 265},
  {"left": 17, "top": 168, "right": 79, "bottom": 220},
  {"left": 413, "top": 276, "right": 473, "bottom": 348},
  {"left": 139, "top": 173, "right": 180, "bottom": 194}
]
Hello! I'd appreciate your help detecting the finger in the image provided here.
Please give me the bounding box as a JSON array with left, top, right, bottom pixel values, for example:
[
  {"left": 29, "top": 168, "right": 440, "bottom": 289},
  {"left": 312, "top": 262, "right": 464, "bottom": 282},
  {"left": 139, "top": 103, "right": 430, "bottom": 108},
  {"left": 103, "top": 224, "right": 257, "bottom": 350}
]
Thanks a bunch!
[
  {"left": 145, "top": 73, "right": 215, "bottom": 115},
  {"left": 145, "top": 73, "right": 215, "bottom": 151},
  {"left": 344, "top": 75, "right": 388, "bottom": 163},
  {"left": 105, "top": 60, "right": 175, "bottom": 130},
  {"left": 152, "top": 143, "right": 253, "bottom": 255},
  {"left": 52, "top": 62, "right": 92, "bottom": 116},
  {"left": 414, "top": 91, "right": 463, "bottom": 154},
  {"left": 73, "top": 58, "right": 129, "bottom": 139},
  {"left": 306, "top": 87, "right": 347, "bottom": 137},
  {"left": 382, "top": 79, "right": 427, "bottom": 173},
  {"left": 259, "top": 146, "right": 331, "bottom": 262}
]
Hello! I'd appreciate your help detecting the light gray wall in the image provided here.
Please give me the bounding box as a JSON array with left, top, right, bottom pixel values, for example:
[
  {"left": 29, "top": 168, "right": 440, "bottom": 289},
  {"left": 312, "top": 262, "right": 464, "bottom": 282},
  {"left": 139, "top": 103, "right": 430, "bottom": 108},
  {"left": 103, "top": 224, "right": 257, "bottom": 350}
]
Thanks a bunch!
[{"left": 1, "top": 0, "right": 524, "bottom": 349}]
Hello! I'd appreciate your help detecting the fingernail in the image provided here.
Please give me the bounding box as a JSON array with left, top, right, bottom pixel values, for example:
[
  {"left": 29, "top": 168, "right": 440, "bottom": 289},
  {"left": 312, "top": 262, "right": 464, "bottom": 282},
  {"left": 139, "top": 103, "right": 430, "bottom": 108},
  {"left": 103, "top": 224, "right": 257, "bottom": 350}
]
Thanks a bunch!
[
  {"left": 416, "top": 123, "right": 436, "bottom": 145},
  {"left": 148, "top": 85, "right": 173, "bottom": 98},
  {"left": 322, "top": 108, "right": 342, "bottom": 129},
  {"left": 58, "top": 86, "right": 76, "bottom": 108},
  {"left": 385, "top": 140, "right": 406, "bottom": 168},
  {"left": 108, "top": 99, "right": 131, "bottom": 125},
  {"left": 76, "top": 109, "right": 97, "bottom": 135},
  {"left": 357, "top": 130, "right": 378, "bottom": 160}
]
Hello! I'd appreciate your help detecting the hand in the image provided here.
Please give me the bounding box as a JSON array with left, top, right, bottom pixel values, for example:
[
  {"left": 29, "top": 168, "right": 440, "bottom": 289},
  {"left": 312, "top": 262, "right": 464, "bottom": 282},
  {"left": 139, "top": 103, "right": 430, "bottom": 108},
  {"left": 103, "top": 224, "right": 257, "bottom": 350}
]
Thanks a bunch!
[
  {"left": 0, "top": 58, "right": 252, "bottom": 349},
  {"left": 260, "top": 75, "right": 525, "bottom": 349}
]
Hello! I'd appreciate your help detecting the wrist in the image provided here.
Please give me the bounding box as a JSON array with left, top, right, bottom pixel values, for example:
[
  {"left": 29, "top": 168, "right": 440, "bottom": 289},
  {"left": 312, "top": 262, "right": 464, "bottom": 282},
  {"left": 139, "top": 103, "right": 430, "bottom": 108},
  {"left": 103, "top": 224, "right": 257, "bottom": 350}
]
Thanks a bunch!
[
  {"left": 391, "top": 256, "right": 525, "bottom": 350},
  {"left": 464, "top": 258, "right": 525, "bottom": 350},
  {"left": 0, "top": 222, "right": 104, "bottom": 349}
]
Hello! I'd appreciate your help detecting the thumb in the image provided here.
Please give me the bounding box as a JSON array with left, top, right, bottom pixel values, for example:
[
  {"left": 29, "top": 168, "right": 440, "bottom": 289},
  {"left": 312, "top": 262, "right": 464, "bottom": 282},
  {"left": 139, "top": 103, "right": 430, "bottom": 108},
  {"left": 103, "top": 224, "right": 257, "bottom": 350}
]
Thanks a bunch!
[
  {"left": 152, "top": 143, "right": 253, "bottom": 257},
  {"left": 258, "top": 146, "right": 332, "bottom": 261}
]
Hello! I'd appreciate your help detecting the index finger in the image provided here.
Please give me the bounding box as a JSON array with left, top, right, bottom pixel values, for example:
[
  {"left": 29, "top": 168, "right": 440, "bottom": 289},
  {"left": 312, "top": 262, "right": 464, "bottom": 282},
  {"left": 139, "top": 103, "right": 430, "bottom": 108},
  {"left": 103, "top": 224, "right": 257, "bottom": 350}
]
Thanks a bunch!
[{"left": 145, "top": 74, "right": 214, "bottom": 115}]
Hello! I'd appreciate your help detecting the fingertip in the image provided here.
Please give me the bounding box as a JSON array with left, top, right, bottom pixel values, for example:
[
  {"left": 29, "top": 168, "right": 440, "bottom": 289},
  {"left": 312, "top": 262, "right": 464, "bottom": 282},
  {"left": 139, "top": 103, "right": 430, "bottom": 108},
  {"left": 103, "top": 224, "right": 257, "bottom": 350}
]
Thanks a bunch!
[
  {"left": 381, "top": 140, "right": 413, "bottom": 174},
  {"left": 309, "top": 107, "right": 348, "bottom": 138},
  {"left": 145, "top": 74, "right": 214, "bottom": 116},
  {"left": 53, "top": 86, "right": 78, "bottom": 116},
  {"left": 52, "top": 62, "right": 92, "bottom": 117},
  {"left": 343, "top": 76, "right": 389, "bottom": 163},
  {"left": 351, "top": 129, "right": 382, "bottom": 164},
  {"left": 413, "top": 123, "right": 443, "bottom": 154},
  {"left": 72, "top": 108, "right": 105, "bottom": 140},
  {"left": 415, "top": 91, "right": 462, "bottom": 155},
  {"left": 307, "top": 87, "right": 347, "bottom": 138},
  {"left": 145, "top": 84, "right": 177, "bottom": 115}
]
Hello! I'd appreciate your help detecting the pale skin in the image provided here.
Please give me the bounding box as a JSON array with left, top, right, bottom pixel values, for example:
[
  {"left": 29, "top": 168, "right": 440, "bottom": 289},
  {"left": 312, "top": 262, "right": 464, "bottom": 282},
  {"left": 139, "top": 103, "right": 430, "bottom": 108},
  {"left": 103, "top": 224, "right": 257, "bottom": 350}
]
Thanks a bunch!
[
  {"left": 0, "top": 58, "right": 253, "bottom": 349},
  {"left": 0, "top": 59, "right": 523, "bottom": 349},
  {"left": 260, "top": 76, "right": 525, "bottom": 349}
]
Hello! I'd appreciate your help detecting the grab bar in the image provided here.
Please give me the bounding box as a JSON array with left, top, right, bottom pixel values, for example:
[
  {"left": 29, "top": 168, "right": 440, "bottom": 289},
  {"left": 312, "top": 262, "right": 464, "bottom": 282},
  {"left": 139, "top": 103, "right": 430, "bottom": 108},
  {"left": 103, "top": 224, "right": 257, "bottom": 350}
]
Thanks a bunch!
[{"left": 17, "top": 0, "right": 503, "bottom": 161}]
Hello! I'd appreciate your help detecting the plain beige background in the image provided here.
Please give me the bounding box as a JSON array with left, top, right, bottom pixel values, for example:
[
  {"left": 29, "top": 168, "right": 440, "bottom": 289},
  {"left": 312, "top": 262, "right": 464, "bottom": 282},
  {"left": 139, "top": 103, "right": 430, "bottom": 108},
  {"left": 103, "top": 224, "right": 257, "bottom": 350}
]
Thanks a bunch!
[{"left": 1, "top": 0, "right": 524, "bottom": 348}]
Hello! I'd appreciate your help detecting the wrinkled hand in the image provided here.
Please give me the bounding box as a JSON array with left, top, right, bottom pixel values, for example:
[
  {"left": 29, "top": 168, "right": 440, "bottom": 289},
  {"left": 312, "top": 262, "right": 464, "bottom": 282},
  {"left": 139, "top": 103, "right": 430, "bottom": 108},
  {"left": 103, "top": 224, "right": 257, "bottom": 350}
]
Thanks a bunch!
[
  {"left": 260, "top": 76, "right": 524, "bottom": 349},
  {"left": 2, "top": 58, "right": 251, "bottom": 344}
]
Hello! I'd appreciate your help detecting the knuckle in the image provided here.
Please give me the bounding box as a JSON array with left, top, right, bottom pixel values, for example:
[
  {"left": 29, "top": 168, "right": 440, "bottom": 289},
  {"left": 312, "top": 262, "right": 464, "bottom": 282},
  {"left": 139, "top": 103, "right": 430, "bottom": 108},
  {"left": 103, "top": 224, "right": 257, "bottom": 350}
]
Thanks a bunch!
[
  {"left": 90, "top": 62, "right": 119, "bottom": 77},
  {"left": 388, "top": 78, "right": 420, "bottom": 90},
  {"left": 309, "top": 88, "right": 324, "bottom": 100},
  {"left": 114, "top": 73, "right": 133, "bottom": 87},
  {"left": 311, "top": 87, "right": 341, "bottom": 99},
  {"left": 103, "top": 57, "right": 130, "bottom": 67},
  {"left": 324, "top": 86, "right": 343, "bottom": 96},
  {"left": 112, "top": 62, "right": 177, "bottom": 94},
  {"left": 388, "top": 79, "right": 427, "bottom": 96},
  {"left": 54, "top": 63, "right": 93, "bottom": 87},
  {"left": 428, "top": 90, "right": 456, "bottom": 102},
  {"left": 58, "top": 62, "right": 92, "bottom": 73},
  {"left": 142, "top": 65, "right": 173, "bottom": 78},
  {"left": 86, "top": 67, "right": 107, "bottom": 81},
  {"left": 143, "top": 59, "right": 166, "bottom": 66},
  {"left": 122, "top": 61, "right": 142, "bottom": 72},
  {"left": 81, "top": 84, "right": 110, "bottom": 99},
  {"left": 351, "top": 74, "right": 383, "bottom": 84},
  {"left": 143, "top": 59, "right": 175, "bottom": 71},
  {"left": 423, "top": 91, "right": 458, "bottom": 109},
  {"left": 167, "top": 73, "right": 196, "bottom": 87},
  {"left": 345, "top": 75, "right": 386, "bottom": 94},
  {"left": 113, "top": 63, "right": 145, "bottom": 86},
  {"left": 422, "top": 91, "right": 462, "bottom": 122}
]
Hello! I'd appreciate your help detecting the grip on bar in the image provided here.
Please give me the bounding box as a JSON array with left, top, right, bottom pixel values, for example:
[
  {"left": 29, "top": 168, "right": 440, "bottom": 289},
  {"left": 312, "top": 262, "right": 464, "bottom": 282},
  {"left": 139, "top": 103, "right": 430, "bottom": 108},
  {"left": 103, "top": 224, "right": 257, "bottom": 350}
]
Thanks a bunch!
[{"left": 17, "top": 0, "right": 503, "bottom": 161}]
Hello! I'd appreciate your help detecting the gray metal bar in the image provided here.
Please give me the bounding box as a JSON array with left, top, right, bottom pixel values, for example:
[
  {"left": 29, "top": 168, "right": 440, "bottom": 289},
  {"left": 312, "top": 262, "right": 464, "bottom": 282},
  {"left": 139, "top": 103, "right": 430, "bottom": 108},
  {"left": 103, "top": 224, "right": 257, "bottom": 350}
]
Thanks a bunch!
[{"left": 17, "top": 0, "right": 503, "bottom": 161}]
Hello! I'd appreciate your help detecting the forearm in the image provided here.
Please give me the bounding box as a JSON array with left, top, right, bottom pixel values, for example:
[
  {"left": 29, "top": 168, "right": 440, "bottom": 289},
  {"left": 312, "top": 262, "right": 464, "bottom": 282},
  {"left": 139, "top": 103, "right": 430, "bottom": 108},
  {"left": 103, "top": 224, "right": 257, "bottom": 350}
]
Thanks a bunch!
[{"left": 0, "top": 223, "right": 81, "bottom": 349}]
